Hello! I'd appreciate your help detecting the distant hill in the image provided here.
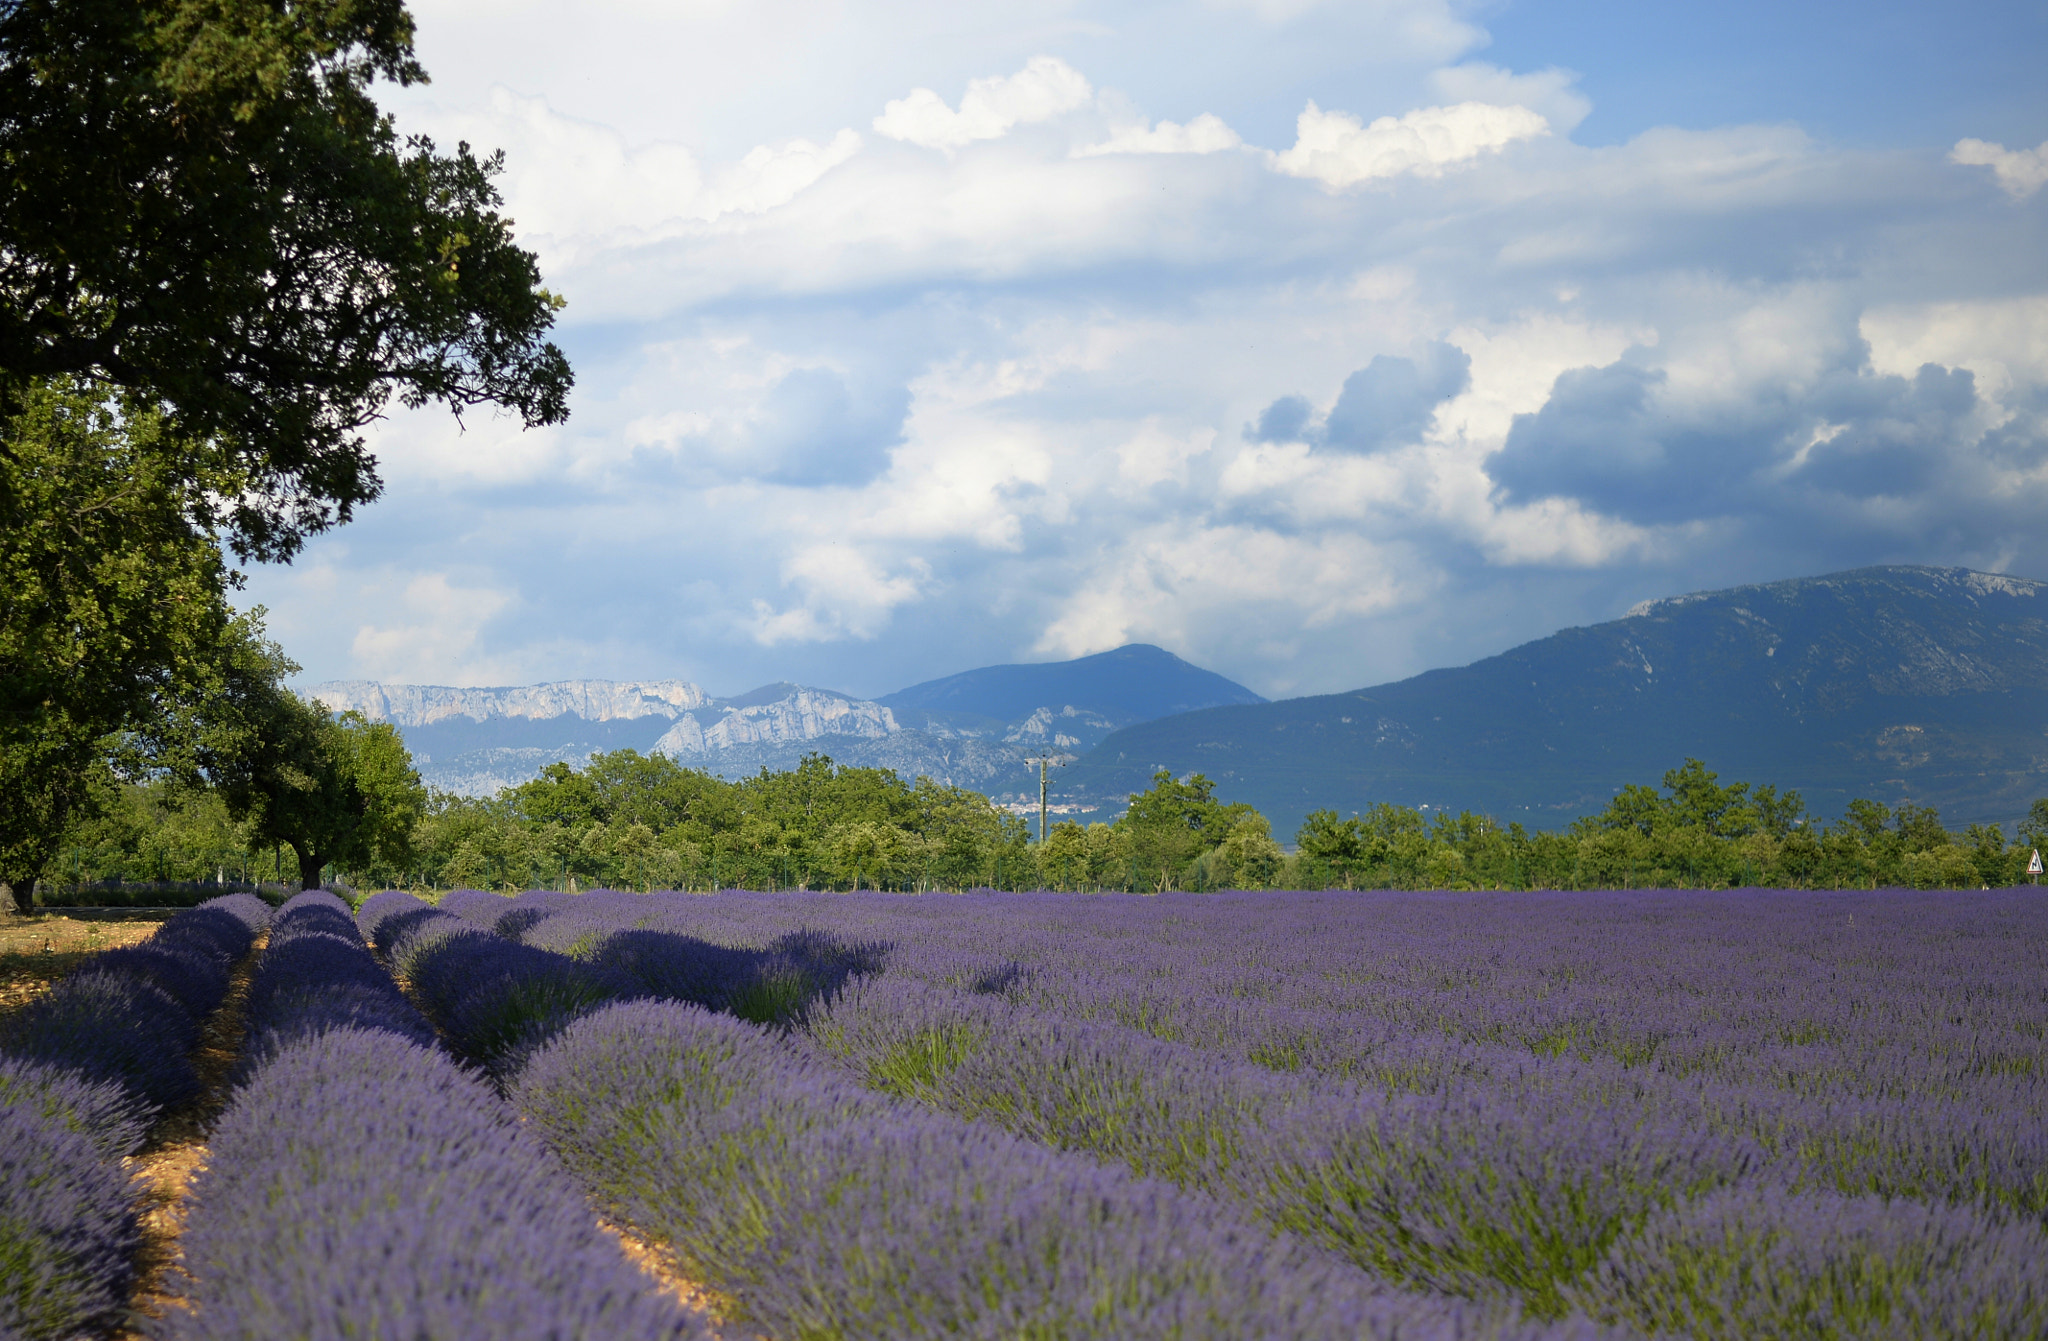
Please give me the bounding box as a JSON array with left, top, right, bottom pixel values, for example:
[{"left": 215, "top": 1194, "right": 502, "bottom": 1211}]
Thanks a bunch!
[
  {"left": 309, "top": 644, "right": 1260, "bottom": 799},
  {"left": 1062, "top": 566, "right": 2048, "bottom": 838},
  {"left": 880, "top": 644, "right": 1264, "bottom": 730}
]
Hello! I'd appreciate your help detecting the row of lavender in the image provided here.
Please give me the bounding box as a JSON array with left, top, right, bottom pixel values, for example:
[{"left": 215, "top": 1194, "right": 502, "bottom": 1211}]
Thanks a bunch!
[
  {"left": 0, "top": 893, "right": 267, "bottom": 1339},
  {"left": 158, "top": 891, "right": 697, "bottom": 1338},
  {"left": 359, "top": 886, "right": 1585, "bottom": 1340},
  {"left": 462, "top": 886, "right": 2048, "bottom": 1337}
]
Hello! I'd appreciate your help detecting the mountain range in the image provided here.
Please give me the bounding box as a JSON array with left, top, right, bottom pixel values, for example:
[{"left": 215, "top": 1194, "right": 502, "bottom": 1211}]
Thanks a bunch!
[
  {"left": 1063, "top": 566, "right": 2048, "bottom": 836},
  {"left": 309, "top": 644, "right": 1265, "bottom": 800},
  {"left": 315, "top": 565, "right": 2048, "bottom": 836}
]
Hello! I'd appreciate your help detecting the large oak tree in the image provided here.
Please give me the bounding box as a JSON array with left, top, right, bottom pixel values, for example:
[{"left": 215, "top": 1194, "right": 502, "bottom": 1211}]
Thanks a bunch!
[{"left": 1, "top": 0, "right": 569, "bottom": 905}]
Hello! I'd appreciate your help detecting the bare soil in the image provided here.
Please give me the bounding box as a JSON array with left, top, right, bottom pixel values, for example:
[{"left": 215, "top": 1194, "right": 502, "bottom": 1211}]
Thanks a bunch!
[
  {"left": 0, "top": 912, "right": 169, "bottom": 1020},
  {"left": 597, "top": 1217, "right": 750, "bottom": 1337},
  {"left": 116, "top": 931, "right": 267, "bottom": 1338}
]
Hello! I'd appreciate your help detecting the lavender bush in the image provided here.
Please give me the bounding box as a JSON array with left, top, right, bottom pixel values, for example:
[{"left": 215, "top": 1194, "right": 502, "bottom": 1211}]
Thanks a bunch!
[
  {"left": 1, "top": 892, "right": 268, "bottom": 1113},
  {"left": 0, "top": 1100, "right": 140, "bottom": 1340},
  {"left": 162, "top": 1028, "right": 701, "bottom": 1341},
  {"left": 479, "top": 887, "right": 2048, "bottom": 1327},
  {"left": 436, "top": 887, "right": 513, "bottom": 927},
  {"left": 241, "top": 890, "right": 439, "bottom": 1059},
  {"left": 1235, "top": 1089, "right": 1752, "bottom": 1316},
  {"left": 803, "top": 974, "right": 1754, "bottom": 1317},
  {"left": 163, "top": 890, "right": 698, "bottom": 1340},
  {"left": 1565, "top": 1185, "right": 2048, "bottom": 1338},
  {"left": 0, "top": 1055, "right": 149, "bottom": 1160},
  {"left": 510, "top": 999, "right": 1604, "bottom": 1341},
  {"left": 0, "top": 893, "right": 267, "bottom": 1341},
  {"left": 803, "top": 972, "right": 1295, "bottom": 1190},
  {"left": 357, "top": 891, "right": 622, "bottom": 1065}
]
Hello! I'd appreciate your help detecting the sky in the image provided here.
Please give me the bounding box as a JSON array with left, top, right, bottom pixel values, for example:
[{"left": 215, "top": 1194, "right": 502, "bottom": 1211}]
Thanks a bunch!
[{"left": 242, "top": 0, "right": 2048, "bottom": 701}]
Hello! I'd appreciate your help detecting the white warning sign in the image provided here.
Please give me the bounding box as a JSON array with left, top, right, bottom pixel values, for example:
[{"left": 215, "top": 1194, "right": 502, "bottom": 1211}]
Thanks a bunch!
[{"left": 2029, "top": 849, "right": 2043, "bottom": 876}]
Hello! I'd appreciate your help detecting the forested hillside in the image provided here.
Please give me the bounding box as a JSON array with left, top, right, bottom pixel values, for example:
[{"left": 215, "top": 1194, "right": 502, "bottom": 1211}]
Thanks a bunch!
[{"left": 1066, "top": 566, "right": 2048, "bottom": 835}]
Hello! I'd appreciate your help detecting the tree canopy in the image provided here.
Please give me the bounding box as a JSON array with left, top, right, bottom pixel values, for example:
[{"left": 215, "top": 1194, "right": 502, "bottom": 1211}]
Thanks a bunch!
[
  {"left": 144, "top": 613, "right": 424, "bottom": 886},
  {"left": 0, "top": 0, "right": 571, "bottom": 560},
  {"left": 1, "top": 0, "right": 568, "bottom": 903},
  {"left": 0, "top": 378, "right": 234, "bottom": 904}
]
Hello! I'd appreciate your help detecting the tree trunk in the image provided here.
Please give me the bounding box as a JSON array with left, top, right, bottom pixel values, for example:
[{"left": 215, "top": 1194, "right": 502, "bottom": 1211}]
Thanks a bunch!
[
  {"left": 287, "top": 840, "right": 327, "bottom": 891},
  {"left": 0, "top": 878, "right": 21, "bottom": 916}
]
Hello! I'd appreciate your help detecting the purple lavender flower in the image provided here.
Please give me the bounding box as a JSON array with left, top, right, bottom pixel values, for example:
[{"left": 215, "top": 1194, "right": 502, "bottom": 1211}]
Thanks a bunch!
[
  {"left": 161, "top": 1027, "right": 702, "bottom": 1341},
  {"left": 0, "top": 1053, "right": 152, "bottom": 1161},
  {"left": 241, "top": 890, "right": 439, "bottom": 1061},
  {"left": 1566, "top": 1184, "right": 2048, "bottom": 1338},
  {"left": 0, "top": 1099, "right": 140, "bottom": 1340}
]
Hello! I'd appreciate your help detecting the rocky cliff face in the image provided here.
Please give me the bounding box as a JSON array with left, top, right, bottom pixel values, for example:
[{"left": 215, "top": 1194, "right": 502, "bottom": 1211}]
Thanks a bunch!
[
  {"left": 309, "top": 679, "right": 711, "bottom": 725},
  {"left": 306, "top": 679, "right": 1137, "bottom": 798},
  {"left": 652, "top": 690, "right": 899, "bottom": 756}
]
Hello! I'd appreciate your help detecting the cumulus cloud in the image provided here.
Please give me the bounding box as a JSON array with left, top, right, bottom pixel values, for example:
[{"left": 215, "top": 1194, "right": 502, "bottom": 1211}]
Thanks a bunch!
[
  {"left": 1485, "top": 349, "right": 2027, "bottom": 539},
  {"left": 873, "top": 56, "right": 1093, "bottom": 150},
  {"left": 390, "top": 88, "right": 862, "bottom": 257},
  {"left": 749, "top": 545, "right": 930, "bottom": 645},
  {"left": 348, "top": 573, "right": 519, "bottom": 685},
  {"left": 1247, "top": 342, "right": 1472, "bottom": 453},
  {"left": 242, "top": 9, "right": 2048, "bottom": 704},
  {"left": 1270, "top": 100, "right": 1548, "bottom": 188},
  {"left": 1429, "top": 62, "right": 1590, "bottom": 134},
  {"left": 1950, "top": 137, "right": 2048, "bottom": 199},
  {"left": 1075, "top": 113, "right": 1243, "bottom": 157},
  {"left": 1036, "top": 525, "right": 1418, "bottom": 660},
  {"left": 624, "top": 363, "right": 910, "bottom": 488}
]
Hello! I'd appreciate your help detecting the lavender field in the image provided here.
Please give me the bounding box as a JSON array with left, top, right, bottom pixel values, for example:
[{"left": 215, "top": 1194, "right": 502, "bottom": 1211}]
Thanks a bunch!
[{"left": 3, "top": 885, "right": 2045, "bottom": 1338}]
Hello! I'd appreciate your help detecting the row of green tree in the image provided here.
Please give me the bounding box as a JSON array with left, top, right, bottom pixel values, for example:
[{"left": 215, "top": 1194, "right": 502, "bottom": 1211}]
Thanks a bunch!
[
  {"left": 1296, "top": 759, "right": 2048, "bottom": 891},
  {"left": 41, "top": 743, "right": 2048, "bottom": 896},
  {"left": 45, "top": 746, "right": 1264, "bottom": 897}
]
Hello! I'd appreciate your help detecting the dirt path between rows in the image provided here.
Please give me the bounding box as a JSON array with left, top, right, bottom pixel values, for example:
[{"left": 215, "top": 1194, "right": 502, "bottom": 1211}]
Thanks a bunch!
[
  {"left": 116, "top": 930, "right": 267, "bottom": 1338},
  {"left": 597, "top": 1216, "right": 748, "bottom": 1336}
]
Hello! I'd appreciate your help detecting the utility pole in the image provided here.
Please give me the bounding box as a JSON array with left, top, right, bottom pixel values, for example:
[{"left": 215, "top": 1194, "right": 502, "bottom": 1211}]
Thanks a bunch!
[{"left": 1026, "top": 755, "right": 1070, "bottom": 844}]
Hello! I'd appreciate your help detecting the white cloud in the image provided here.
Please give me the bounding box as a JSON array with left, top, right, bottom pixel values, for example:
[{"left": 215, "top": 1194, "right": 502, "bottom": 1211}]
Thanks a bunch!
[
  {"left": 749, "top": 545, "right": 930, "bottom": 645},
  {"left": 1117, "top": 420, "right": 1218, "bottom": 488},
  {"left": 398, "top": 87, "right": 859, "bottom": 246},
  {"left": 1075, "top": 113, "right": 1243, "bottom": 157},
  {"left": 1475, "top": 496, "right": 1668, "bottom": 568},
  {"left": 1429, "top": 62, "right": 1589, "bottom": 134},
  {"left": 712, "top": 129, "right": 866, "bottom": 214},
  {"left": 1271, "top": 100, "right": 1549, "bottom": 189},
  {"left": 241, "top": 8, "right": 2048, "bottom": 705},
  {"left": 1950, "top": 137, "right": 2048, "bottom": 199},
  {"left": 349, "top": 574, "right": 519, "bottom": 685},
  {"left": 873, "top": 56, "right": 1093, "bottom": 151},
  {"left": 1036, "top": 525, "right": 1418, "bottom": 660},
  {"left": 1862, "top": 295, "right": 2048, "bottom": 398}
]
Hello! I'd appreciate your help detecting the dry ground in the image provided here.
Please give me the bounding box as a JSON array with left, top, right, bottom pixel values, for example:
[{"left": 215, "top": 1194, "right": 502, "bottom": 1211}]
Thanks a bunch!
[
  {"left": 0, "top": 910, "right": 169, "bottom": 1018},
  {"left": 115, "top": 930, "right": 267, "bottom": 1337}
]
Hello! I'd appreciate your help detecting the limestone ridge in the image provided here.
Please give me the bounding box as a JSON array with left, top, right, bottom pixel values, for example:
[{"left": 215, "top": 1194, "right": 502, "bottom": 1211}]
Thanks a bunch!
[
  {"left": 305, "top": 644, "right": 1265, "bottom": 798},
  {"left": 310, "top": 679, "right": 712, "bottom": 726},
  {"left": 651, "top": 689, "right": 898, "bottom": 755}
]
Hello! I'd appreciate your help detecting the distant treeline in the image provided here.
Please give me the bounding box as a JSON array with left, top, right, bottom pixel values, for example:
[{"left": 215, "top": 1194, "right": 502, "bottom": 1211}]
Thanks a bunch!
[
  {"left": 1295, "top": 759, "right": 2043, "bottom": 892},
  {"left": 39, "top": 749, "right": 2048, "bottom": 896}
]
